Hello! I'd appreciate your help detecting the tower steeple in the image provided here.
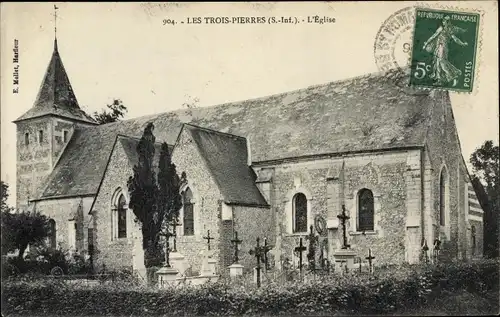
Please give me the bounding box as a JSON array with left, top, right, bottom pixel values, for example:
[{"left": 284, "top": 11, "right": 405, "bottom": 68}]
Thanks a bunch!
[{"left": 13, "top": 7, "right": 96, "bottom": 125}]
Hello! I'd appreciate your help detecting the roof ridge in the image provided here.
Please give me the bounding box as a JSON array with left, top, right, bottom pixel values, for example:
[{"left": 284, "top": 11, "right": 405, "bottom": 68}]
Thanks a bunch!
[
  {"left": 184, "top": 123, "right": 246, "bottom": 140},
  {"left": 99, "top": 67, "right": 407, "bottom": 128},
  {"left": 116, "top": 133, "right": 169, "bottom": 146}
]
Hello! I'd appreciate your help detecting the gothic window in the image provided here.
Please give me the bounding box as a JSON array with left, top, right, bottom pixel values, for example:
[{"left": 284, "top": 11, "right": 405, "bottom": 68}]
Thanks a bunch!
[
  {"left": 471, "top": 225, "right": 476, "bottom": 255},
  {"left": 63, "top": 130, "right": 69, "bottom": 143},
  {"left": 24, "top": 132, "right": 29, "bottom": 146},
  {"left": 38, "top": 130, "right": 43, "bottom": 144},
  {"left": 117, "top": 194, "right": 127, "bottom": 238},
  {"left": 358, "top": 189, "right": 374, "bottom": 232},
  {"left": 293, "top": 193, "right": 307, "bottom": 233},
  {"left": 48, "top": 219, "right": 56, "bottom": 249},
  {"left": 439, "top": 169, "right": 446, "bottom": 226},
  {"left": 182, "top": 188, "right": 194, "bottom": 236},
  {"left": 88, "top": 228, "right": 94, "bottom": 256}
]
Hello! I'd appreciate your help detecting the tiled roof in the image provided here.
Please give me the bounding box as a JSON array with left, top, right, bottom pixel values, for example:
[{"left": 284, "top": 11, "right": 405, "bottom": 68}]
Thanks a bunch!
[
  {"left": 38, "top": 68, "right": 434, "bottom": 200},
  {"left": 13, "top": 40, "right": 96, "bottom": 124},
  {"left": 183, "top": 124, "right": 268, "bottom": 207}
]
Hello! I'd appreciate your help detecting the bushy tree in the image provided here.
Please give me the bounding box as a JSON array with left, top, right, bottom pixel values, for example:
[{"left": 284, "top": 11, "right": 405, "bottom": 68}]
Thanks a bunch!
[
  {"left": 470, "top": 140, "right": 499, "bottom": 258},
  {"left": 157, "top": 142, "right": 183, "bottom": 237},
  {"left": 1, "top": 180, "right": 12, "bottom": 213},
  {"left": 127, "top": 123, "right": 182, "bottom": 267},
  {"left": 93, "top": 99, "right": 128, "bottom": 124},
  {"left": 1, "top": 211, "right": 52, "bottom": 260}
]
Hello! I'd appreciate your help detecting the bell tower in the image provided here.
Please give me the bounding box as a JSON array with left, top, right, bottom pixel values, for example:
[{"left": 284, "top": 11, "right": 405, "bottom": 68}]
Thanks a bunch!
[{"left": 13, "top": 19, "right": 97, "bottom": 210}]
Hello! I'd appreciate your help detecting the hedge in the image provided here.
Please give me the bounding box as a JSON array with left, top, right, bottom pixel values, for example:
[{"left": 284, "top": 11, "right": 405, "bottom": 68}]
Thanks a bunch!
[{"left": 2, "top": 259, "right": 498, "bottom": 316}]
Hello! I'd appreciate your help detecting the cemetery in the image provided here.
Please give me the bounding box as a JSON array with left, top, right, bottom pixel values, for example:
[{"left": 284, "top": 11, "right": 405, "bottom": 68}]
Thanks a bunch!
[{"left": 2, "top": 209, "right": 499, "bottom": 316}]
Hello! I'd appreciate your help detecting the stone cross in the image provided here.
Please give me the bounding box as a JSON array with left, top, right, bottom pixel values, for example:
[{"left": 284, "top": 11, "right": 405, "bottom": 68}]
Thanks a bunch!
[
  {"left": 230, "top": 231, "right": 243, "bottom": 264},
  {"left": 261, "top": 238, "right": 273, "bottom": 272},
  {"left": 159, "top": 223, "right": 175, "bottom": 267},
  {"left": 366, "top": 248, "right": 375, "bottom": 274},
  {"left": 422, "top": 239, "right": 429, "bottom": 264},
  {"left": 203, "top": 230, "right": 214, "bottom": 251},
  {"left": 337, "top": 205, "right": 351, "bottom": 249},
  {"left": 294, "top": 238, "right": 307, "bottom": 274},
  {"left": 249, "top": 238, "right": 263, "bottom": 288},
  {"left": 306, "top": 225, "right": 319, "bottom": 271},
  {"left": 170, "top": 217, "right": 182, "bottom": 253},
  {"left": 433, "top": 238, "right": 441, "bottom": 262}
]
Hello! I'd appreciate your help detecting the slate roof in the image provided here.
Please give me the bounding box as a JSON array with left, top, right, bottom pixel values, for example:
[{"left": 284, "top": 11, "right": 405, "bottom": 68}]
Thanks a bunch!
[
  {"left": 13, "top": 40, "right": 96, "bottom": 124},
  {"left": 183, "top": 124, "right": 268, "bottom": 207},
  {"left": 118, "top": 135, "right": 169, "bottom": 170},
  {"left": 37, "top": 68, "right": 435, "bottom": 200}
]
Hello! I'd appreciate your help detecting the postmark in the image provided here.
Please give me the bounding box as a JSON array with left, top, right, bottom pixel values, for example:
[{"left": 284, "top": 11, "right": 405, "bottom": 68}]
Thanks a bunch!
[
  {"left": 374, "top": 7, "right": 416, "bottom": 73},
  {"left": 409, "top": 8, "right": 480, "bottom": 93}
]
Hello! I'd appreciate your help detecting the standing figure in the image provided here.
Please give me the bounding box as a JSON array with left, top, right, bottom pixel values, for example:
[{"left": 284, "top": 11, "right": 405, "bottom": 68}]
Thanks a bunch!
[{"left": 422, "top": 16, "right": 468, "bottom": 86}]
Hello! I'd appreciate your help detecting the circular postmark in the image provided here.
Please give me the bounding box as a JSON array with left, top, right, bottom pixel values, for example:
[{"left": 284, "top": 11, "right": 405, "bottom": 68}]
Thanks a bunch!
[{"left": 374, "top": 7, "right": 417, "bottom": 73}]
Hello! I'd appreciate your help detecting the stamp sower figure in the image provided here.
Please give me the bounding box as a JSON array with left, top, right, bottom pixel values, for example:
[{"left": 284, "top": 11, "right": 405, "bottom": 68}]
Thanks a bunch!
[{"left": 423, "top": 16, "right": 468, "bottom": 87}]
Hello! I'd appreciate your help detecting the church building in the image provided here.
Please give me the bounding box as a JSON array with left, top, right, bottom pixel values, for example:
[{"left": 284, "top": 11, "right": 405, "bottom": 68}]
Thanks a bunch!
[{"left": 14, "top": 37, "right": 485, "bottom": 276}]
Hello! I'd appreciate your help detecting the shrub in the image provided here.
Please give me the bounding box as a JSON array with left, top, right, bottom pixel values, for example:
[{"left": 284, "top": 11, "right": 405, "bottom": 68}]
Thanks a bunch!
[{"left": 1, "top": 259, "right": 498, "bottom": 316}]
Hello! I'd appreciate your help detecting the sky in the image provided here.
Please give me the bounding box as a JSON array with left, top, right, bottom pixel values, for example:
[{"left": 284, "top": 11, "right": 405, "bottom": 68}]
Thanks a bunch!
[{"left": 1, "top": 2, "right": 498, "bottom": 207}]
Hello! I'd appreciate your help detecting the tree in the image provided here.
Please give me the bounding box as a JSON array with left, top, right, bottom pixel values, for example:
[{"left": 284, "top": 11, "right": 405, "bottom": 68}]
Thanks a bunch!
[
  {"left": 1, "top": 211, "right": 52, "bottom": 259},
  {"left": 92, "top": 99, "right": 128, "bottom": 124},
  {"left": 470, "top": 140, "right": 499, "bottom": 258},
  {"left": 1, "top": 180, "right": 12, "bottom": 213},
  {"left": 127, "top": 123, "right": 182, "bottom": 267},
  {"left": 157, "top": 143, "right": 182, "bottom": 237}
]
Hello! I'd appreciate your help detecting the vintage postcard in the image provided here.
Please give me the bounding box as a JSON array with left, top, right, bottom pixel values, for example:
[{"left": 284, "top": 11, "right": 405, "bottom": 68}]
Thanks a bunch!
[{"left": 1, "top": 2, "right": 498, "bottom": 316}]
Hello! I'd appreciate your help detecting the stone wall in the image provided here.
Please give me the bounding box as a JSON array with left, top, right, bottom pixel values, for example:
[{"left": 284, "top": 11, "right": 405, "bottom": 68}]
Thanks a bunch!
[
  {"left": 233, "top": 205, "right": 273, "bottom": 273},
  {"left": 423, "top": 90, "right": 471, "bottom": 261},
  {"left": 256, "top": 149, "right": 417, "bottom": 268},
  {"left": 16, "top": 118, "right": 53, "bottom": 211},
  {"left": 171, "top": 129, "right": 224, "bottom": 275},
  {"left": 16, "top": 116, "right": 91, "bottom": 211},
  {"left": 34, "top": 196, "right": 94, "bottom": 253}
]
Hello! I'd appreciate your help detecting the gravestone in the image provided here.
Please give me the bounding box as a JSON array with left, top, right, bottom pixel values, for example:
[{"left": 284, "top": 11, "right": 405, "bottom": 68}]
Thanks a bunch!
[
  {"left": 156, "top": 266, "right": 180, "bottom": 288},
  {"left": 228, "top": 231, "right": 244, "bottom": 279},
  {"left": 200, "top": 250, "right": 217, "bottom": 276},
  {"left": 333, "top": 205, "right": 357, "bottom": 272},
  {"left": 131, "top": 222, "right": 147, "bottom": 283},
  {"left": 170, "top": 251, "right": 188, "bottom": 276}
]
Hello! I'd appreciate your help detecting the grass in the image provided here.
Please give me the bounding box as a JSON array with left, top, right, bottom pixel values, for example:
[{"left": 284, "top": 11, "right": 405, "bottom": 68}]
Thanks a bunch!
[{"left": 396, "top": 289, "right": 499, "bottom": 316}]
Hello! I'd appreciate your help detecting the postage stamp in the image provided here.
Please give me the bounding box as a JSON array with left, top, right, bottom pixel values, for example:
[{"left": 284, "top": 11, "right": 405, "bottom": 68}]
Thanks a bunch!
[{"left": 409, "top": 8, "right": 480, "bottom": 92}]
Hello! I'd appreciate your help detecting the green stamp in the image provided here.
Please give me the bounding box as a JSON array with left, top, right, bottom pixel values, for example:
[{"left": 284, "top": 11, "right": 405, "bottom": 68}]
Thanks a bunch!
[{"left": 409, "top": 8, "right": 480, "bottom": 92}]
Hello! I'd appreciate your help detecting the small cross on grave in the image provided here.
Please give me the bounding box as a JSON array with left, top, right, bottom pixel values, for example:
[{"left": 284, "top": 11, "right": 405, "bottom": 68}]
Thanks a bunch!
[
  {"left": 249, "top": 238, "right": 263, "bottom": 288},
  {"left": 230, "top": 231, "right": 243, "bottom": 264},
  {"left": 433, "top": 238, "right": 441, "bottom": 263},
  {"left": 356, "top": 257, "right": 362, "bottom": 273},
  {"left": 159, "top": 228, "right": 175, "bottom": 268},
  {"left": 203, "top": 230, "right": 214, "bottom": 251},
  {"left": 170, "top": 217, "right": 182, "bottom": 253},
  {"left": 337, "top": 205, "right": 351, "bottom": 249},
  {"left": 261, "top": 238, "right": 273, "bottom": 272},
  {"left": 294, "top": 238, "right": 307, "bottom": 275},
  {"left": 366, "top": 248, "right": 375, "bottom": 274},
  {"left": 422, "top": 239, "right": 429, "bottom": 264},
  {"left": 306, "top": 225, "right": 319, "bottom": 272}
]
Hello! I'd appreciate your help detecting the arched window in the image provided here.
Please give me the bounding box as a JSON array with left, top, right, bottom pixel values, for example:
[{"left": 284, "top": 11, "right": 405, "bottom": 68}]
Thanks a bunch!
[
  {"left": 48, "top": 219, "right": 56, "bottom": 249},
  {"left": 116, "top": 194, "right": 127, "bottom": 238},
  {"left": 358, "top": 189, "right": 374, "bottom": 232},
  {"left": 182, "top": 188, "right": 194, "bottom": 236},
  {"left": 471, "top": 225, "right": 476, "bottom": 256},
  {"left": 38, "top": 130, "right": 44, "bottom": 144},
  {"left": 439, "top": 169, "right": 447, "bottom": 226},
  {"left": 24, "top": 132, "right": 29, "bottom": 146},
  {"left": 293, "top": 193, "right": 307, "bottom": 233}
]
